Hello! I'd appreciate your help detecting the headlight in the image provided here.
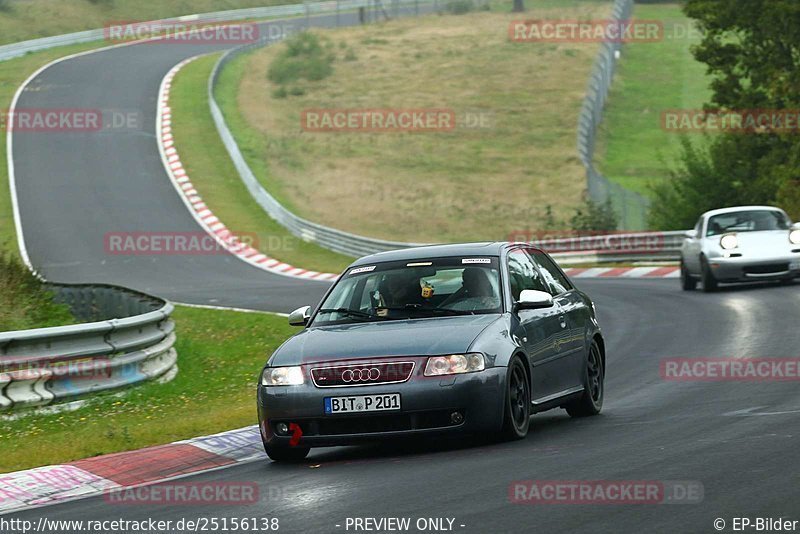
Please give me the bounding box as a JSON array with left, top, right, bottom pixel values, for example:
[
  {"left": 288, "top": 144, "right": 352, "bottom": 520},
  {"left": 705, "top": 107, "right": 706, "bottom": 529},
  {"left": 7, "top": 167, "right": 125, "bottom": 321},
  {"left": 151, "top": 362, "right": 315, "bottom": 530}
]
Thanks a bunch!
[
  {"left": 720, "top": 233, "right": 738, "bottom": 250},
  {"left": 424, "top": 353, "right": 485, "bottom": 376},
  {"left": 790, "top": 229, "right": 800, "bottom": 245},
  {"left": 262, "top": 366, "right": 304, "bottom": 386}
]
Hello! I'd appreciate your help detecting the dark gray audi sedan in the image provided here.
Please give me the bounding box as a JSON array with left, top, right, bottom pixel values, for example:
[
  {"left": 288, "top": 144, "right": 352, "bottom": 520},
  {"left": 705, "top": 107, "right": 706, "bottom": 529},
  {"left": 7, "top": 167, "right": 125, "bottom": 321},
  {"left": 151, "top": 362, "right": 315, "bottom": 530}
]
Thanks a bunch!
[{"left": 257, "top": 243, "right": 605, "bottom": 462}]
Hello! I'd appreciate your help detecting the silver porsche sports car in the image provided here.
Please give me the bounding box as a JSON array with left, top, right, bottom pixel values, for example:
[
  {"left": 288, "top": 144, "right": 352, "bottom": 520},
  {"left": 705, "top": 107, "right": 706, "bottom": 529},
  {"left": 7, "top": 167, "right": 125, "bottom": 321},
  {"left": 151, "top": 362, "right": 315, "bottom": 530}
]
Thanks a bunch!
[
  {"left": 257, "top": 243, "right": 605, "bottom": 462},
  {"left": 680, "top": 206, "right": 800, "bottom": 291}
]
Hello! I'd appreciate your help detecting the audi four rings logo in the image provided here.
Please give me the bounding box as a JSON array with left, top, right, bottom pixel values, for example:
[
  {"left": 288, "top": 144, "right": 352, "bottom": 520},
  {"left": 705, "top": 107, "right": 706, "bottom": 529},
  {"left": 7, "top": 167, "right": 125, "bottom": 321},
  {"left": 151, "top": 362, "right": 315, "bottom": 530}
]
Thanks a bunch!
[{"left": 341, "top": 368, "right": 381, "bottom": 382}]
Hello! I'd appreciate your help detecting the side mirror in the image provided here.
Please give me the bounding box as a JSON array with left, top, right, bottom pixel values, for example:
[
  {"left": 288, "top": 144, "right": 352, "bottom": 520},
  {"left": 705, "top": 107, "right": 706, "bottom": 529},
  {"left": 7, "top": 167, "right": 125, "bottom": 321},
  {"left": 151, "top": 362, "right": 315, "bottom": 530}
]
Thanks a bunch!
[
  {"left": 515, "top": 290, "right": 554, "bottom": 311},
  {"left": 288, "top": 305, "right": 312, "bottom": 327},
  {"left": 792, "top": 222, "right": 800, "bottom": 230},
  {"left": 683, "top": 230, "right": 697, "bottom": 239}
]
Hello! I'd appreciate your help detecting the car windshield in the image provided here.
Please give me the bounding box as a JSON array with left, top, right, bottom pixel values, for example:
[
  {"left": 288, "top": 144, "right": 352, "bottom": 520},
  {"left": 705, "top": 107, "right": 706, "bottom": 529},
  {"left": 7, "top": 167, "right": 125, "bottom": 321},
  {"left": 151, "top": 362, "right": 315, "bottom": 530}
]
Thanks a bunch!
[
  {"left": 312, "top": 257, "right": 503, "bottom": 326},
  {"left": 706, "top": 210, "right": 790, "bottom": 236}
]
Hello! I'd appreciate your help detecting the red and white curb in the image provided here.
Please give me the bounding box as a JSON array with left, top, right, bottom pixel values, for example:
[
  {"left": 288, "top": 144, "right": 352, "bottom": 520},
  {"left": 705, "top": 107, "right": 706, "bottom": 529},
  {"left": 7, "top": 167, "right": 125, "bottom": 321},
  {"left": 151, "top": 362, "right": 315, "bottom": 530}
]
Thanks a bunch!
[
  {"left": 157, "top": 58, "right": 338, "bottom": 282},
  {"left": 563, "top": 266, "right": 679, "bottom": 278},
  {"left": 0, "top": 425, "right": 262, "bottom": 514}
]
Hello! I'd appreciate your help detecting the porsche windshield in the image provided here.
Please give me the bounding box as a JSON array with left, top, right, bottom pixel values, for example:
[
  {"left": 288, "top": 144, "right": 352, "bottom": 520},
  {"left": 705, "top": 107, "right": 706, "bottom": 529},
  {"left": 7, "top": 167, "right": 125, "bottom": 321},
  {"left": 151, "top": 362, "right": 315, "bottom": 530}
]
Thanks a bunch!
[
  {"left": 706, "top": 210, "right": 791, "bottom": 236},
  {"left": 313, "top": 257, "right": 503, "bottom": 325}
]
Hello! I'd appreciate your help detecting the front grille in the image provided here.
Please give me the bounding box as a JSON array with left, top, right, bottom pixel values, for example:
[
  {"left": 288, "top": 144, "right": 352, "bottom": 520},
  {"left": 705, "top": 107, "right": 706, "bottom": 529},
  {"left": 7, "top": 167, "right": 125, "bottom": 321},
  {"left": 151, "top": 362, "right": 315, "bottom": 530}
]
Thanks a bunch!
[
  {"left": 274, "top": 410, "right": 460, "bottom": 436},
  {"left": 744, "top": 263, "right": 789, "bottom": 275},
  {"left": 310, "top": 361, "right": 415, "bottom": 388}
]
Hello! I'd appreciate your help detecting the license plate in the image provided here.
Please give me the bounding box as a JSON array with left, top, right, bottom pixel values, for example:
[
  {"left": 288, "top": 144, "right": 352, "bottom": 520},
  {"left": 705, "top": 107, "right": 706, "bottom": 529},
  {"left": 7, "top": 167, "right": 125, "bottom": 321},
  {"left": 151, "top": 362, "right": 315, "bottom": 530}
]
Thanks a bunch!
[
  {"left": 324, "top": 393, "right": 401, "bottom": 414},
  {"left": 791, "top": 260, "right": 800, "bottom": 270}
]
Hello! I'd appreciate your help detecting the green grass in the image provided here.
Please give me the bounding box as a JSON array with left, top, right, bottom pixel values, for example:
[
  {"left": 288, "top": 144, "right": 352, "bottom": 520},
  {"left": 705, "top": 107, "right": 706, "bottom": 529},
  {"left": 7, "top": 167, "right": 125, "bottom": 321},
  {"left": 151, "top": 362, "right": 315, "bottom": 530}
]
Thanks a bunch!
[
  {"left": 595, "top": 3, "right": 712, "bottom": 196},
  {"left": 169, "top": 54, "right": 352, "bottom": 273},
  {"left": 0, "top": 305, "right": 296, "bottom": 473},
  {"left": 0, "top": 0, "right": 301, "bottom": 46},
  {"left": 0, "top": 253, "right": 74, "bottom": 330},
  {"left": 218, "top": 3, "right": 611, "bottom": 243}
]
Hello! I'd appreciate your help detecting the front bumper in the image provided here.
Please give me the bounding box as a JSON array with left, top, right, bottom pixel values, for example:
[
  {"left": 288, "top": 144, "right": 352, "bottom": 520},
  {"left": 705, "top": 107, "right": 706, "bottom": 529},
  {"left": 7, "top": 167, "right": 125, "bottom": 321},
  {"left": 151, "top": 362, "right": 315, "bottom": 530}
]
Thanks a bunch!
[
  {"left": 709, "top": 254, "right": 800, "bottom": 282},
  {"left": 257, "top": 366, "right": 506, "bottom": 447}
]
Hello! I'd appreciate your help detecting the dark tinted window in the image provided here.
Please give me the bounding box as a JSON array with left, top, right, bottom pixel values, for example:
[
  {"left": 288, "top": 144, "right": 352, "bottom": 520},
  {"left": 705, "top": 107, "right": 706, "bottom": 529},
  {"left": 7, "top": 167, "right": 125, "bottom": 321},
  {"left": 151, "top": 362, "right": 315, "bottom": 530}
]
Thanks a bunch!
[
  {"left": 529, "top": 249, "right": 572, "bottom": 295},
  {"left": 507, "top": 249, "right": 549, "bottom": 300}
]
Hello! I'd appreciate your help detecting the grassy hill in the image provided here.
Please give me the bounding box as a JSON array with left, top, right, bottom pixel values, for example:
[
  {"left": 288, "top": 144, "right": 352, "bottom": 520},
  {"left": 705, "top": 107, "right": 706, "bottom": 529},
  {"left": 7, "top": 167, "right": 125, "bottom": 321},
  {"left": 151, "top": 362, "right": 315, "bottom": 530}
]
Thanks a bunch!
[{"left": 214, "top": 1, "right": 610, "bottom": 243}]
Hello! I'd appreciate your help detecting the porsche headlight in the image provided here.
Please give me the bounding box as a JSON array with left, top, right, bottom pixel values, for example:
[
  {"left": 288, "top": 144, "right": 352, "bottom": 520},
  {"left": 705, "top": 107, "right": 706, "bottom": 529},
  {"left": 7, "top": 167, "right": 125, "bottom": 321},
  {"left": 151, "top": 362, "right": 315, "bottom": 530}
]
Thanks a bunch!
[
  {"left": 424, "top": 353, "right": 485, "bottom": 376},
  {"left": 720, "top": 233, "right": 738, "bottom": 250},
  {"left": 262, "top": 366, "right": 304, "bottom": 386},
  {"left": 790, "top": 229, "right": 800, "bottom": 245}
]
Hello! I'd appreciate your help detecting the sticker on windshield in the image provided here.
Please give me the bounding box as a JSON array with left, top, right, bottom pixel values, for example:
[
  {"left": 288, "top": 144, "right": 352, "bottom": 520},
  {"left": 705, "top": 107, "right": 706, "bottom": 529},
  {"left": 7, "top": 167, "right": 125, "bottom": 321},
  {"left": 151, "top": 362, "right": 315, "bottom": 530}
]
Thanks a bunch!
[
  {"left": 349, "top": 266, "right": 376, "bottom": 275},
  {"left": 462, "top": 258, "right": 491, "bottom": 264}
]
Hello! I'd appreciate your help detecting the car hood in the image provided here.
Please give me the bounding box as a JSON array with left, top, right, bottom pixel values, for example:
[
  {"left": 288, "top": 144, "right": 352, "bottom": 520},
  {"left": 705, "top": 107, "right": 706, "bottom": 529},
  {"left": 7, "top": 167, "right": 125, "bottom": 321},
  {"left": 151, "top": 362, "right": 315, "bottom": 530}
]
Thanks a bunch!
[
  {"left": 270, "top": 314, "right": 503, "bottom": 366},
  {"left": 710, "top": 230, "right": 795, "bottom": 254}
]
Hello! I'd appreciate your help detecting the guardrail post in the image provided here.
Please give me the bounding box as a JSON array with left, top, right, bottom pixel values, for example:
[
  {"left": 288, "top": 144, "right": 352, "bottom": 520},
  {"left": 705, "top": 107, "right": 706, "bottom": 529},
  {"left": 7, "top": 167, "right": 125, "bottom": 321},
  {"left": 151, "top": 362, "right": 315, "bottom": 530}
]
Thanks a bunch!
[{"left": 0, "top": 373, "right": 11, "bottom": 410}]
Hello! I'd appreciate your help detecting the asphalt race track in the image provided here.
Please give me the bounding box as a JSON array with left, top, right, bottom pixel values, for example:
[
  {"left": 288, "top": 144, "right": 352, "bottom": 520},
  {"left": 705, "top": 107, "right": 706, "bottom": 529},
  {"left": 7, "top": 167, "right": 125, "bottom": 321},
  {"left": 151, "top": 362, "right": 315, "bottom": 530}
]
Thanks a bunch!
[
  {"left": 6, "top": 279, "right": 800, "bottom": 532},
  {"left": 11, "top": 14, "right": 380, "bottom": 312},
  {"left": 7, "top": 9, "right": 800, "bottom": 534}
]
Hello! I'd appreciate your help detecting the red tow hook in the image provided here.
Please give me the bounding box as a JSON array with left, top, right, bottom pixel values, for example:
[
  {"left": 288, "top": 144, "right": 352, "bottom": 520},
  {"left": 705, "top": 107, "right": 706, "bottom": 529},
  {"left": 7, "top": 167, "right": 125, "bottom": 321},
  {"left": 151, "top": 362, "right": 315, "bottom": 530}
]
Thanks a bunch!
[{"left": 288, "top": 423, "right": 303, "bottom": 447}]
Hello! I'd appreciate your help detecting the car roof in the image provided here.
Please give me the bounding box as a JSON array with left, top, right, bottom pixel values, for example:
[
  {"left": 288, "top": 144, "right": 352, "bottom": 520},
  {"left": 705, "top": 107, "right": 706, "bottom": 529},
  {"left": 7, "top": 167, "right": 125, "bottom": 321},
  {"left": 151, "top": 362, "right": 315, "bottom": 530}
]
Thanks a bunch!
[
  {"left": 350, "top": 242, "right": 520, "bottom": 267},
  {"left": 701, "top": 205, "right": 787, "bottom": 219}
]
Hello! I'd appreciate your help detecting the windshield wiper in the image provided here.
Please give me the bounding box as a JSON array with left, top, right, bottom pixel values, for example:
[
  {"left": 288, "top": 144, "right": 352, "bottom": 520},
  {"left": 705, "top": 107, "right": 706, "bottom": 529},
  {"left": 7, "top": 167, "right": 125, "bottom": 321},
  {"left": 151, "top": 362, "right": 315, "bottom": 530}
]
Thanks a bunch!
[
  {"left": 377, "top": 304, "right": 475, "bottom": 317},
  {"left": 317, "top": 308, "right": 375, "bottom": 320}
]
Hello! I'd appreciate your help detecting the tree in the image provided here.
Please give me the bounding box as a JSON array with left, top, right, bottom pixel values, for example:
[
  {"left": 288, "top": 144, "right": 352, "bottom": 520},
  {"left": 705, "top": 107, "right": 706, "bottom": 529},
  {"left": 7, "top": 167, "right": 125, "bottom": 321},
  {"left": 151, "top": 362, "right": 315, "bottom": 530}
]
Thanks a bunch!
[
  {"left": 650, "top": 1, "right": 800, "bottom": 227},
  {"left": 650, "top": 135, "right": 789, "bottom": 230},
  {"left": 684, "top": 0, "right": 800, "bottom": 110}
]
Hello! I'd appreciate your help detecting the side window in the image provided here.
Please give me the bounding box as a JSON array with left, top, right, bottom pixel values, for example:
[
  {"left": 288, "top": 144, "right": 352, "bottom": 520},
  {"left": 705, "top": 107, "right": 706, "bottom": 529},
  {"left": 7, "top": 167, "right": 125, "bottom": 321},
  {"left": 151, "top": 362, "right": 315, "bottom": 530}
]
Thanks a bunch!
[
  {"left": 507, "top": 249, "right": 549, "bottom": 301},
  {"left": 528, "top": 250, "right": 571, "bottom": 295},
  {"left": 694, "top": 219, "right": 702, "bottom": 237}
]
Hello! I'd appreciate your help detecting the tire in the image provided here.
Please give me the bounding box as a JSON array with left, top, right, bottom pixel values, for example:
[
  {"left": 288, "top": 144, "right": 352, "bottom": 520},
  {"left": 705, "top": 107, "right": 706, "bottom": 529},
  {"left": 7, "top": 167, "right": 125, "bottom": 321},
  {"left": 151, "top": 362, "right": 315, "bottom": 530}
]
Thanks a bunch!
[
  {"left": 565, "top": 340, "right": 604, "bottom": 417},
  {"left": 500, "top": 357, "right": 531, "bottom": 440},
  {"left": 701, "top": 256, "right": 718, "bottom": 292},
  {"left": 680, "top": 259, "right": 697, "bottom": 291},
  {"left": 263, "top": 443, "right": 310, "bottom": 463}
]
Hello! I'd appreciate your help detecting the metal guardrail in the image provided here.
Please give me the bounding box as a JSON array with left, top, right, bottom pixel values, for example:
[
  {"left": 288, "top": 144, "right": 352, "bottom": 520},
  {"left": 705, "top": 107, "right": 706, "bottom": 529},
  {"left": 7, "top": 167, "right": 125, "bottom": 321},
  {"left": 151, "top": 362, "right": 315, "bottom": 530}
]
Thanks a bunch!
[
  {"left": 542, "top": 230, "right": 686, "bottom": 265},
  {"left": 0, "top": 0, "right": 441, "bottom": 63},
  {"left": 207, "top": 0, "right": 439, "bottom": 257},
  {"left": 0, "top": 284, "right": 176, "bottom": 411},
  {"left": 577, "top": 0, "right": 651, "bottom": 231}
]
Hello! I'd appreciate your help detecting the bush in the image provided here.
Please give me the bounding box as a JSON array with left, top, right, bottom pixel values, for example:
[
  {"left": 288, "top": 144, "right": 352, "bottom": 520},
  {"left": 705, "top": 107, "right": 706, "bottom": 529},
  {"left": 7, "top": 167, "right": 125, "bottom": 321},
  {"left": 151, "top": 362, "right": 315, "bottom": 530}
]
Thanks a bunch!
[
  {"left": 267, "top": 32, "right": 334, "bottom": 85},
  {"left": 444, "top": 0, "right": 474, "bottom": 15},
  {"left": 569, "top": 196, "right": 618, "bottom": 232},
  {"left": 649, "top": 134, "right": 789, "bottom": 230},
  {"left": 0, "top": 0, "right": 12, "bottom": 13}
]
